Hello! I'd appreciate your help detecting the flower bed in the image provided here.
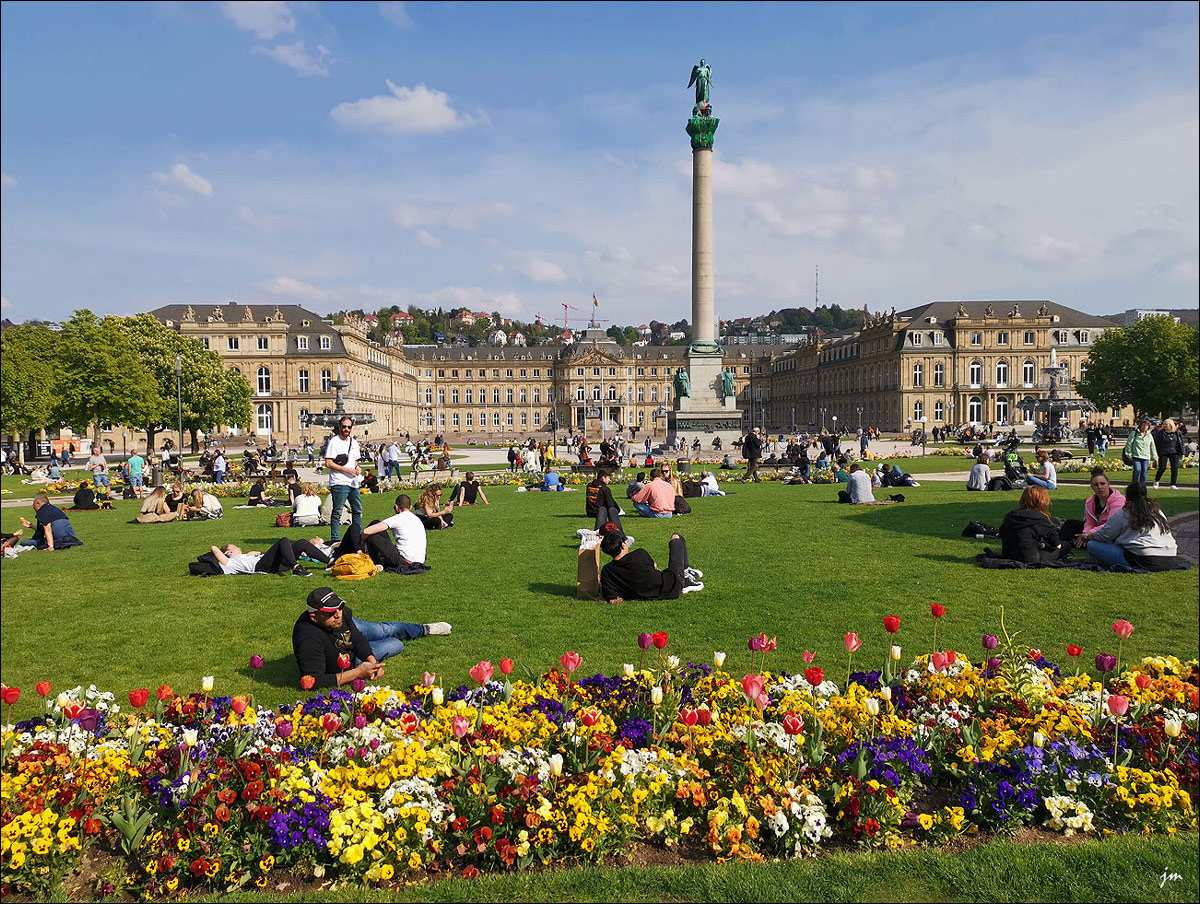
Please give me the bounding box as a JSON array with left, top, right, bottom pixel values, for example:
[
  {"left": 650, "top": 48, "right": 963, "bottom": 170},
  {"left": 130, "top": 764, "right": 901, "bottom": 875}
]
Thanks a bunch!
[{"left": 2, "top": 615, "right": 1196, "bottom": 897}]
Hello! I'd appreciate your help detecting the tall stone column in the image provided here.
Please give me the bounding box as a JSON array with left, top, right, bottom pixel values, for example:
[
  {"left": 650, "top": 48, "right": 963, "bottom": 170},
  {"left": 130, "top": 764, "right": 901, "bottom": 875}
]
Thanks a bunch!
[{"left": 691, "top": 136, "right": 715, "bottom": 345}]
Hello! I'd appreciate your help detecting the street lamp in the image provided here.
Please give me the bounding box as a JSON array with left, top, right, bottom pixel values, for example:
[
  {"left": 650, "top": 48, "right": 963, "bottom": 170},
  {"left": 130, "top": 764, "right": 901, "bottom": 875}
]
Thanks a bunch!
[
  {"left": 820, "top": 407, "right": 826, "bottom": 432},
  {"left": 856, "top": 406, "right": 863, "bottom": 430},
  {"left": 175, "top": 354, "right": 184, "bottom": 460},
  {"left": 831, "top": 414, "right": 838, "bottom": 437}
]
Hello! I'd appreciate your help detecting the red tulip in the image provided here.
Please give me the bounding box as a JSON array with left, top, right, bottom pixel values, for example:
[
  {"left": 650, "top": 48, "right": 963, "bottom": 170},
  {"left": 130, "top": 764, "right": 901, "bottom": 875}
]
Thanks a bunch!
[
  {"left": 1029, "top": 649, "right": 1043, "bottom": 661},
  {"left": 883, "top": 615, "right": 901, "bottom": 633},
  {"left": 399, "top": 712, "right": 420, "bottom": 735},
  {"left": 62, "top": 701, "right": 85, "bottom": 720},
  {"left": 930, "top": 652, "right": 948, "bottom": 671},
  {"left": 697, "top": 707, "right": 713, "bottom": 726},
  {"left": 580, "top": 708, "right": 600, "bottom": 727},
  {"left": 128, "top": 689, "right": 150, "bottom": 709},
  {"left": 1, "top": 686, "right": 20, "bottom": 706},
  {"left": 844, "top": 632, "right": 863, "bottom": 653},
  {"left": 782, "top": 712, "right": 805, "bottom": 736},
  {"left": 35, "top": 681, "right": 51, "bottom": 697},
  {"left": 300, "top": 675, "right": 316, "bottom": 690},
  {"left": 321, "top": 713, "right": 341, "bottom": 734},
  {"left": 945, "top": 650, "right": 957, "bottom": 665},
  {"left": 741, "top": 674, "right": 765, "bottom": 700},
  {"left": 157, "top": 684, "right": 174, "bottom": 701},
  {"left": 652, "top": 631, "right": 669, "bottom": 649},
  {"left": 230, "top": 696, "right": 248, "bottom": 716},
  {"left": 469, "top": 661, "right": 494, "bottom": 684},
  {"left": 803, "top": 650, "right": 815, "bottom": 664},
  {"left": 1066, "top": 645, "right": 1082, "bottom": 657},
  {"left": 499, "top": 658, "right": 514, "bottom": 675},
  {"left": 1111, "top": 620, "right": 1135, "bottom": 640},
  {"left": 560, "top": 651, "right": 582, "bottom": 674},
  {"left": 679, "top": 708, "right": 698, "bottom": 726},
  {"left": 804, "top": 666, "right": 825, "bottom": 688},
  {"left": 337, "top": 653, "right": 352, "bottom": 670},
  {"left": 931, "top": 604, "right": 946, "bottom": 619},
  {"left": 1135, "top": 674, "right": 1152, "bottom": 690},
  {"left": 1107, "top": 694, "right": 1129, "bottom": 717}
]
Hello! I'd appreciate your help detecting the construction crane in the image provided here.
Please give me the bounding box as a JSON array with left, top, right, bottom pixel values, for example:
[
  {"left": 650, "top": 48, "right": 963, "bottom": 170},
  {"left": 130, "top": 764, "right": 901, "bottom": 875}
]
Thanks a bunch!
[{"left": 560, "top": 302, "right": 579, "bottom": 331}]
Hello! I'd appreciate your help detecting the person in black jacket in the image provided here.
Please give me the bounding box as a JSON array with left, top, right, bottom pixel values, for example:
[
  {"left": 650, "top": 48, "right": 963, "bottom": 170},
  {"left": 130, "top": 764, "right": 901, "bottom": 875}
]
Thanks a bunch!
[
  {"left": 585, "top": 469, "right": 623, "bottom": 530},
  {"left": 599, "top": 531, "right": 703, "bottom": 603},
  {"left": 1152, "top": 419, "right": 1185, "bottom": 490},
  {"left": 997, "top": 486, "right": 1061, "bottom": 565},
  {"left": 742, "top": 428, "right": 763, "bottom": 482},
  {"left": 292, "top": 587, "right": 451, "bottom": 689}
]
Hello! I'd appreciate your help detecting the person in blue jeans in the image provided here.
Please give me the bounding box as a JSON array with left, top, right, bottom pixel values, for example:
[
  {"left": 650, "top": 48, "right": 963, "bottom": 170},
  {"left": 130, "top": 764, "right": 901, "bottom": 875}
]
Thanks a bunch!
[
  {"left": 324, "top": 418, "right": 364, "bottom": 542},
  {"left": 291, "top": 587, "right": 452, "bottom": 689},
  {"left": 1123, "top": 419, "right": 1157, "bottom": 485},
  {"left": 1025, "top": 449, "right": 1057, "bottom": 490}
]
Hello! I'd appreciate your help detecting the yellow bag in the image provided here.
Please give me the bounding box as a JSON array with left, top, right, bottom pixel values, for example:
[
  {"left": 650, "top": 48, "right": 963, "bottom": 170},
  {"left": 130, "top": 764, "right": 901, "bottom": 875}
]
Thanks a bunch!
[{"left": 330, "top": 552, "right": 376, "bottom": 581}]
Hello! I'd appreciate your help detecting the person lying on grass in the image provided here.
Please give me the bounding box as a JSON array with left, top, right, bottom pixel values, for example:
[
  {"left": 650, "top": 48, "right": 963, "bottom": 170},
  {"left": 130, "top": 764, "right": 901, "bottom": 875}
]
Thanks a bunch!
[
  {"left": 208, "top": 537, "right": 331, "bottom": 577},
  {"left": 293, "top": 586, "right": 451, "bottom": 689},
  {"left": 599, "top": 530, "right": 703, "bottom": 604}
]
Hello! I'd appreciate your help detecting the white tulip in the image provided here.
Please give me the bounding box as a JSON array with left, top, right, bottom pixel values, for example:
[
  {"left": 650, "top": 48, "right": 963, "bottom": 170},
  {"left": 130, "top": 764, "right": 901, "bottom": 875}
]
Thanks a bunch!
[
  {"left": 713, "top": 651, "right": 726, "bottom": 668},
  {"left": 650, "top": 686, "right": 663, "bottom": 705},
  {"left": 864, "top": 698, "right": 880, "bottom": 717},
  {"left": 890, "top": 645, "right": 902, "bottom": 661},
  {"left": 1164, "top": 717, "right": 1182, "bottom": 739},
  {"left": 548, "top": 753, "right": 564, "bottom": 776},
  {"left": 431, "top": 687, "right": 444, "bottom": 705},
  {"left": 200, "top": 676, "right": 215, "bottom": 693},
  {"left": 623, "top": 663, "right": 635, "bottom": 677},
  {"left": 879, "top": 686, "right": 892, "bottom": 702},
  {"left": 667, "top": 655, "right": 680, "bottom": 669},
  {"left": 1033, "top": 731, "right": 1046, "bottom": 748},
  {"left": 56, "top": 692, "right": 71, "bottom": 710},
  {"left": 182, "top": 728, "right": 198, "bottom": 747}
]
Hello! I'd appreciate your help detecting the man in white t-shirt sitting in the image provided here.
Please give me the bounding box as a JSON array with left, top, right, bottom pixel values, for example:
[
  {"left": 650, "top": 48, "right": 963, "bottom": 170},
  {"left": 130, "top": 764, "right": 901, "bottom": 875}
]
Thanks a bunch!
[
  {"left": 324, "top": 417, "right": 363, "bottom": 543},
  {"left": 335, "top": 494, "right": 428, "bottom": 572}
]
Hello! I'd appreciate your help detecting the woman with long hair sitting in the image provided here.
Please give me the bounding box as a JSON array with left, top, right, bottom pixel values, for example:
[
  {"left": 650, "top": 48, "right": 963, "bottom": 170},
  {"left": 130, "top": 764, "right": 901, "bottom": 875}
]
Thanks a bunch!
[
  {"left": 136, "top": 486, "right": 179, "bottom": 523},
  {"left": 997, "top": 486, "right": 1061, "bottom": 565},
  {"left": 1058, "top": 466, "right": 1125, "bottom": 556},
  {"left": 415, "top": 485, "right": 454, "bottom": 530},
  {"left": 293, "top": 482, "right": 323, "bottom": 527},
  {"left": 1083, "top": 482, "right": 1177, "bottom": 571}
]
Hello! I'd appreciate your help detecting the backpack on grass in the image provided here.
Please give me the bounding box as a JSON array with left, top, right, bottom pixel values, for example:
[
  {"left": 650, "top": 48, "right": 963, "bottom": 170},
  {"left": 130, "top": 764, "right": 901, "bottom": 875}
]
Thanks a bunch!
[{"left": 330, "top": 552, "right": 376, "bottom": 581}]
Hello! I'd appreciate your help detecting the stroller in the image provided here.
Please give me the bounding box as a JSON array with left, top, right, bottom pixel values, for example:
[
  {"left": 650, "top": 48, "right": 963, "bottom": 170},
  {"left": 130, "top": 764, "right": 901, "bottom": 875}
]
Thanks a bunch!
[{"left": 989, "top": 453, "right": 1028, "bottom": 492}]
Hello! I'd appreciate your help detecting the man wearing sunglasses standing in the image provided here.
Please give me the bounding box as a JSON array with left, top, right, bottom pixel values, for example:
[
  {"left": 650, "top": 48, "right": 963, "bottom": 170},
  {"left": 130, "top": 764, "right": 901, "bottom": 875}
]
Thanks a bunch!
[{"left": 324, "top": 417, "right": 363, "bottom": 544}]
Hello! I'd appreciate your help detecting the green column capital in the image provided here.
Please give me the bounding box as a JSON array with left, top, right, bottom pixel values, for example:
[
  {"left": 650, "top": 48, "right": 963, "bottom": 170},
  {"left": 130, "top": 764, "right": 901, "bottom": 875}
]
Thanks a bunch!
[{"left": 687, "top": 113, "right": 720, "bottom": 150}]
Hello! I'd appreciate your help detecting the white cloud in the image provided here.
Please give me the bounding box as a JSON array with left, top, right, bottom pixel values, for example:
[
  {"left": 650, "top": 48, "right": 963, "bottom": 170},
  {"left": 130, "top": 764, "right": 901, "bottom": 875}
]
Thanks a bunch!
[
  {"left": 1, "top": 296, "right": 10, "bottom": 310},
  {"left": 145, "top": 188, "right": 187, "bottom": 207},
  {"left": 218, "top": 1, "right": 294, "bottom": 39},
  {"left": 152, "top": 163, "right": 213, "bottom": 197},
  {"left": 234, "top": 205, "right": 282, "bottom": 232},
  {"left": 378, "top": 2, "right": 412, "bottom": 28},
  {"left": 331, "top": 81, "right": 482, "bottom": 134},
  {"left": 517, "top": 258, "right": 568, "bottom": 284},
  {"left": 256, "top": 276, "right": 330, "bottom": 303},
  {"left": 253, "top": 41, "right": 332, "bottom": 77},
  {"left": 390, "top": 200, "right": 515, "bottom": 230},
  {"left": 415, "top": 229, "right": 441, "bottom": 248},
  {"left": 0, "top": 172, "right": 15, "bottom": 189}
]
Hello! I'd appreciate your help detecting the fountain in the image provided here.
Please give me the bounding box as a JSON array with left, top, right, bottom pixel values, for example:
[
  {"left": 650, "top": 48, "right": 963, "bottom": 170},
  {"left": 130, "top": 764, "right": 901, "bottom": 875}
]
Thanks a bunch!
[
  {"left": 1019, "top": 347, "right": 1096, "bottom": 438},
  {"left": 299, "top": 365, "right": 377, "bottom": 431}
]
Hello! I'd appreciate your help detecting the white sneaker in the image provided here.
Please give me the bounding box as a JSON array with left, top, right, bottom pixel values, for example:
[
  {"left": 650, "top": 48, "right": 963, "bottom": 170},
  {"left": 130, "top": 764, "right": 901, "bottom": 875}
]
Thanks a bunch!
[
  {"left": 1169, "top": 485, "right": 1179, "bottom": 490},
  {"left": 625, "top": 535, "right": 635, "bottom": 547},
  {"left": 685, "top": 566, "right": 704, "bottom": 580},
  {"left": 1153, "top": 482, "right": 1160, "bottom": 489},
  {"left": 424, "top": 622, "right": 452, "bottom": 636},
  {"left": 681, "top": 578, "right": 704, "bottom": 594}
]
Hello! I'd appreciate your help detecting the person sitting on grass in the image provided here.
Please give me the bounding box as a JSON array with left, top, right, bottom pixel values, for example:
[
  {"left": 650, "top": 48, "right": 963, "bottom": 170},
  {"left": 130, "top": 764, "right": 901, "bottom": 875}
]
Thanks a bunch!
[
  {"left": 190, "top": 488, "right": 223, "bottom": 520},
  {"left": 208, "top": 537, "right": 332, "bottom": 577},
  {"left": 415, "top": 485, "right": 454, "bottom": 530},
  {"left": 967, "top": 454, "right": 991, "bottom": 491},
  {"left": 1081, "top": 481, "right": 1177, "bottom": 571},
  {"left": 165, "top": 483, "right": 190, "bottom": 518},
  {"left": 455, "top": 471, "right": 489, "bottom": 506},
  {"left": 248, "top": 477, "right": 270, "bottom": 506},
  {"left": 626, "top": 471, "right": 647, "bottom": 498},
  {"left": 700, "top": 471, "right": 725, "bottom": 496},
  {"left": 292, "top": 586, "right": 452, "bottom": 689},
  {"left": 336, "top": 494, "right": 428, "bottom": 571},
  {"left": 18, "top": 495, "right": 83, "bottom": 551},
  {"left": 586, "top": 469, "right": 623, "bottom": 530},
  {"left": 71, "top": 481, "right": 100, "bottom": 511},
  {"left": 837, "top": 463, "right": 895, "bottom": 505},
  {"left": 136, "top": 486, "right": 179, "bottom": 523},
  {"left": 997, "top": 486, "right": 1061, "bottom": 566},
  {"left": 1025, "top": 449, "right": 1058, "bottom": 490},
  {"left": 630, "top": 468, "right": 675, "bottom": 518},
  {"left": 599, "top": 531, "right": 703, "bottom": 604},
  {"left": 293, "top": 482, "right": 323, "bottom": 527},
  {"left": 1058, "top": 467, "right": 1125, "bottom": 556},
  {"left": 540, "top": 468, "right": 563, "bottom": 492}
]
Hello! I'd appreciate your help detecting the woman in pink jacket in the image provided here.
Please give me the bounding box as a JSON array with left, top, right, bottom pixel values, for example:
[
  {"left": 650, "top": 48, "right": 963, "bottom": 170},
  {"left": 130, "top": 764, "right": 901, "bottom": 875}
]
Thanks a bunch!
[{"left": 1058, "top": 466, "right": 1125, "bottom": 558}]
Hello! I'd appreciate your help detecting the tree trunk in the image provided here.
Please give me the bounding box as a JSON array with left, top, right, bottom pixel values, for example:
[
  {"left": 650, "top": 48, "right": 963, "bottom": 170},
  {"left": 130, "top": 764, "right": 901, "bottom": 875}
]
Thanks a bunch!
[
  {"left": 145, "top": 426, "right": 158, "bottom": 452},
  {"left": 189, "top": 428, "right": 199, "bottom": 453}
]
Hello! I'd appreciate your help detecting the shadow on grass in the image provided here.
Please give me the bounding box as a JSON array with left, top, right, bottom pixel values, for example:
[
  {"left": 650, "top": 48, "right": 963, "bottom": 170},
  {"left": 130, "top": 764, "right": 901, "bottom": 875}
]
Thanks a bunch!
[
  {"left": 914, "top": 553, "right": 976, "bottom": 565},
  {"left": 528, "top": 581, "right": 577, "bottom": 598},
  {"left": 235, "top": 654, "right": 300, "bottom": 690}
]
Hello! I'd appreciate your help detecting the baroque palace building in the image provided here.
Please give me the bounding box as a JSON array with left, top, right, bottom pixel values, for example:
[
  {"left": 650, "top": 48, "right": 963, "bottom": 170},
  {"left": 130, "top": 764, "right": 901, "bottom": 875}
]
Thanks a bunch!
[{"left": 143, "top": 298, "right": 1126, "bottom": 447}]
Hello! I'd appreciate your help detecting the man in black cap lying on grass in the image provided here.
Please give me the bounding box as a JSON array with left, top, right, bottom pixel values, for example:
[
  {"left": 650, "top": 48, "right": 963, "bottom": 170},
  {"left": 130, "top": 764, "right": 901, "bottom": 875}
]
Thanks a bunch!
[{"left": 292, "top": 586, "right": 452, "bottom": 689}]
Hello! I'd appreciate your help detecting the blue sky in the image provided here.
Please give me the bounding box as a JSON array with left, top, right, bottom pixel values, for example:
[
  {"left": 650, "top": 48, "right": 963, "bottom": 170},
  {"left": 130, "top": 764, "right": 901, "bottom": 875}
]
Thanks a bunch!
[{"left": 2, "top": 1, "right": 1197, "bottom": 326}]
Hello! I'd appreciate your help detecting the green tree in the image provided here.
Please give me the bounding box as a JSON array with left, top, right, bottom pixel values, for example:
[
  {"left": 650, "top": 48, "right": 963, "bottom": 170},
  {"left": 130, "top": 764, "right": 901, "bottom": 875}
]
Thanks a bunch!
[
  {"left": 1075, "top": 315, "right": 1199, "bottom": 417},
  {"left": 56, "top": 310, "right": 160, "bottom": 444},
  {"left": 0, "top": 323, "right": 60, "bottom": 461}
]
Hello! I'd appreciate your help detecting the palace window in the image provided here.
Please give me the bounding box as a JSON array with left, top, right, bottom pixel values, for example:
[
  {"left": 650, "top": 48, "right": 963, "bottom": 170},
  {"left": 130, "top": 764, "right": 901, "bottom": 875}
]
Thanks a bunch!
[
  {"left": 506, "top": 389, "right": 514, "bottom": 404},
  {"left": 970, "top": 332, "right": 982, "bottom": 346},
  {"left": 321, "top": 369, "right": 331, "bottom": 393},
  {"left": 256, "top": 404, "right": 273, "bottom": 433},
  {"left": 914, "top": 401, "right": 924, "bottom": 422},
  {"left": 911, "top": 332, "right": 923, "bottom": 346},
  {"left": 934, "top": 401, "right": 944, "bottom": 421},
  {"left": 997, "top": 331, "right": 1009, "bottom": 346},
  {"left": 995, "top": 360, "right": 1009, "bottom": 387},
  {"left": 493, "top": 389, "right": 501, "bottom": 404},
  {"left": 227, "top": 337, "right": 239, "bottom": 351},
  {"left": 424, "top": 388, "right": 433, "bottom": 405},
  {"left": 968, "top": 397, "right": 983, "bottom": 423},
  {"left": 451, "top": 389, "right": 459, "bottom": 404},
  {"left": 320, "top": 336, "right": 331, "bottom": 350},
  {"left": 297, "top": 336, "right": 308, "bottom": 350},
  {"left": 969, "top": 361, "right": 982, "bottom": 387},
  {"left": 256, "top": 367, "right": 271, "bottom": 394},
  {"left": 1023, "top": 360, "right": 1037, "bottom": 386},
  {"left": 934, "top": 363, "right": 945, "bottom": 387},
  {"left": 913, "top": 363, "right": 924, "bottom": 387},
  {"left": 298, "top": 369, "right": 309, "bottom": 393},
  {"left": 1024, "top": 331, "right": 1035, "bottom": 345}
]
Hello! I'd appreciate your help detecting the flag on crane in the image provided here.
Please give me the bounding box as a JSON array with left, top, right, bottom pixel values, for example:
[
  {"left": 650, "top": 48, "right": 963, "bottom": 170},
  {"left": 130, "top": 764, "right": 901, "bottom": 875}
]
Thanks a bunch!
[{"left": 593, "top": 293, "right": 599, "bottom": 308}]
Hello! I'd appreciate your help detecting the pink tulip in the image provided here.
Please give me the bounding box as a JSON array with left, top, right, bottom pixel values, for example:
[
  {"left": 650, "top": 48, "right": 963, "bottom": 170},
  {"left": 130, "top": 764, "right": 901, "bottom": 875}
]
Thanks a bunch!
[
  {"left": 930, "top": 652, "right": 948, "bottom": 671},
  {"left": 422, "top": 671, "right": 436, "bottom": 687},
  {"left": 560, "top": 651, "right": 582, "bottom": 674},
  {"left": 354, "top": 714, "right": 367, "bottom": 729},
  {"left": 1107, "top": 694, "right": 1130, "bottom": 717},
  {"left": 469, "top": 661, "right": 494, "bottom": 685},
  {"left": 1111, "top": 620, "right": 1135, "bottom": 640},
  {"left": 802, "top": 650, "right": 815, "bottom": 664},
  {"left": 452, "top": 715, "right": 471, "bottom": 739},
  {"left": 754, "top": 691, "right": 769, "bottom": 710},
  {"left": 741, "top": 674, "right": 765, "bottom": 701},
  {"left": 844, "top": 632, "right": 863, "bottom": 653}
]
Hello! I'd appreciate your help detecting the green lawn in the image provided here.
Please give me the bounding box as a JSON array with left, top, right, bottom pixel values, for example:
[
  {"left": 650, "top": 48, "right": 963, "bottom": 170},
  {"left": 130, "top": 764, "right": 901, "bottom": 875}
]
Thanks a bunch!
[{"left": 2, "top": 475, "right": 1196, "bottom": 717}]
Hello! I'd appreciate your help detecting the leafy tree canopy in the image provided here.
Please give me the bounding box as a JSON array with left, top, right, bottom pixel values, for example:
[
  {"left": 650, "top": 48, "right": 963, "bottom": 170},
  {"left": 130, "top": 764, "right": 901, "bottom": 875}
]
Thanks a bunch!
[{"left": 1075, "top": 315, "right": 1199, "bottom": 417}]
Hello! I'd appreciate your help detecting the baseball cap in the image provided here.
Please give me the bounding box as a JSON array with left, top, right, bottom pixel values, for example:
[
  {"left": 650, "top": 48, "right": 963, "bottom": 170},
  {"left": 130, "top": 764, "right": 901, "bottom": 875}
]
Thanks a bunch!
[{"left": 306, "top": 587, "right": 346, "bottom": 613}]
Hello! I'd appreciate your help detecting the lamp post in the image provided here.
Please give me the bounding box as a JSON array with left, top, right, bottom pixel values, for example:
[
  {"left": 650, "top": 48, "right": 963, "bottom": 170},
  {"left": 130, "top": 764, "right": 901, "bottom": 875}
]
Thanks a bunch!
[
  {"left": 831, "top": 414, "right": 838, "bottom": 437},
  {"left": 175, "top": 354, "right": 184, "bottom": 460},
  {"left": 856, "top": 406, "right": 863, "bottom": 430},
  {"left": 820, "top": 407, "right": 826, "bottom": 432}
]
